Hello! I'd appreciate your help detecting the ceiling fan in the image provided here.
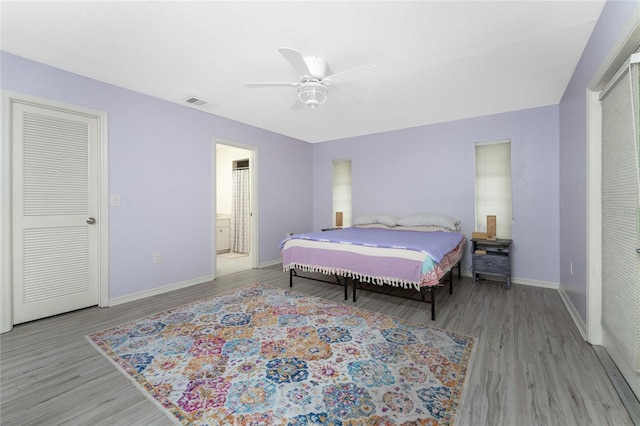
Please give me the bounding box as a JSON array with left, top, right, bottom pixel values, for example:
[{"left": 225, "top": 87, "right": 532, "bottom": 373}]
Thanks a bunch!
[{"left": 243, "top": 48, "right": 374, "bottom": 109}]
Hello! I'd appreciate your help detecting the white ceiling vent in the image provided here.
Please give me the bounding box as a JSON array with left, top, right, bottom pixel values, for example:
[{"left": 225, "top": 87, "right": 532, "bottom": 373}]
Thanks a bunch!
[{"left": 183, "top": 95, "right": 208, "bottom": 106}]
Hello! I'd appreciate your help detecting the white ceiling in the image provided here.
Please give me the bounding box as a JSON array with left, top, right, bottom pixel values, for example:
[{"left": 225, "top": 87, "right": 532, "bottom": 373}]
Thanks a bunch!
[{"left": 1, "top": 1, "right": 605, "bottom": 143}]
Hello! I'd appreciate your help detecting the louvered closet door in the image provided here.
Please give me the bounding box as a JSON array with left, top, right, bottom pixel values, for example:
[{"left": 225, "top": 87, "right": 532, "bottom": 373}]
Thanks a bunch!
[{"left": 12, "top": 102, "right": 99, "bottom": 324}]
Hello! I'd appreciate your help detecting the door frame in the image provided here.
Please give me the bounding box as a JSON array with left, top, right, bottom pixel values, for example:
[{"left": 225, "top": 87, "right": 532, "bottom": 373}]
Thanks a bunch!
[
  {"left": 212, "top": 138, "right": 259, "bottom": 277},
  {"left": 586, "top": 89, "right": 603, "bottom": 344},
  {"left": 0, "top": 91, "right": 110, "bottom": 333}
]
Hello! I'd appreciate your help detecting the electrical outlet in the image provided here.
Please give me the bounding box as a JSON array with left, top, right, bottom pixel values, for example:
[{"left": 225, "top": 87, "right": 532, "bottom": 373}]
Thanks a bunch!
[
  {"left": 110, "top": 195, "right": 121, "bottom": 207},
  {"left": 153, "top": 252, "right": 162, "bottom": 264}
]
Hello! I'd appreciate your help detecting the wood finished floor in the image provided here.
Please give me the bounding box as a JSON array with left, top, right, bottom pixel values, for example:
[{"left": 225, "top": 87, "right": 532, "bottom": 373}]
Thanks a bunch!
[{"left": 0, "top": 265, "right": 633, "bottom": 425}]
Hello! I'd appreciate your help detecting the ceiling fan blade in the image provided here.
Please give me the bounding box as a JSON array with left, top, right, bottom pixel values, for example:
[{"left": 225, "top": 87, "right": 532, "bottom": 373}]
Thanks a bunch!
[
  {"left": 324, "top": 64, "right": 376, "bottom": 84},
  {"left": 243, "top": 82, "right": 301, "bottom": 88},
  {"left": 278, "top": 47, "right": 312, "bottom": 77}
]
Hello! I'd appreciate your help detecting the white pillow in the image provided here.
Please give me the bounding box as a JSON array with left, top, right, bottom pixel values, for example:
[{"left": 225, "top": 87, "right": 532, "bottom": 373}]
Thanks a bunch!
[
  {"left": 376, "top": 215, "right": 398, "bottom": 227},
  {"left": 353, "top": 215, "right": 380, "bottom": 226},
  {"left": 395, "top": 225, "right": 453, "bottom": 232},
  {"left": 352, "top": 223, "right": 393, "bottom": 229},
  {"left": 397, "top": 214, "right": 460, "bottom": 231},
  {"left": 352, "top": 214, "right": 398, "bottom": 227}
]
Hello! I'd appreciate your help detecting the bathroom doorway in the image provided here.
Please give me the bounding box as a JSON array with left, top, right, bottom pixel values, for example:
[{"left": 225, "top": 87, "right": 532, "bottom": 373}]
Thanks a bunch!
[{"left": 214, "top": 141, "right": 257, "bottom": 277}]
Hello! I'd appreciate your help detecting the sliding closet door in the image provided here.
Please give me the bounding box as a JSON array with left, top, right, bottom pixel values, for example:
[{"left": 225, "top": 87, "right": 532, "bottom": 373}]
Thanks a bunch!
[{"left": 600, "top": 53, "right": 640, "bottom": 396}]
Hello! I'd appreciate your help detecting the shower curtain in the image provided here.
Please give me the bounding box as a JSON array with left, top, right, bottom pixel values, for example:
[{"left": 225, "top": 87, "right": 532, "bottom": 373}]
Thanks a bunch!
[{"left": 231, "top": 168, "right": 250, "bottom": 254}]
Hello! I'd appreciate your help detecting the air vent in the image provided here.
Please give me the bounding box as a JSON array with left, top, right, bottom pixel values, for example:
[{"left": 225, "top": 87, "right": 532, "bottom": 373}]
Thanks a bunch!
[{"left": 184, "top": 95, "right": 208, "bottom": 106}]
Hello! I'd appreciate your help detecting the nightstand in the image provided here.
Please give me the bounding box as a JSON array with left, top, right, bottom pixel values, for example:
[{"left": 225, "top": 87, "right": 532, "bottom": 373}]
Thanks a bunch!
[{"left": 471, "top": 238, "right": 513, "bottom": 289}]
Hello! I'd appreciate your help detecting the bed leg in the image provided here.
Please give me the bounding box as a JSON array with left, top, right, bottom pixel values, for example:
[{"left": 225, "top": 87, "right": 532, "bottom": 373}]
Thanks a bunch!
[
  {"left": 343, "top": 277, "right": 348, "bottom": 300},
  {"left": 353, "top": 279, "right": 358, "bottom": 303},
  {"left": 289, "top": 269, "right": 293, "bottom": 287},
  {"left": 430, "top": 288, "right": 436, "bottom": 321}
]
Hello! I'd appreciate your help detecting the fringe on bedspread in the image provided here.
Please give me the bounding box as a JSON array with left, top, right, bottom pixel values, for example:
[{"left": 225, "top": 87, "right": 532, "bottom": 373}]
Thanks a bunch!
[
  {"left": 282, "top": 263, "right": 453, "bottom": 292},
  {"left": 283, "top": 262, "right": 423, "bottom": 291},
  {"left": 282, "top": 240, "right": 463, "bottom": 292}
]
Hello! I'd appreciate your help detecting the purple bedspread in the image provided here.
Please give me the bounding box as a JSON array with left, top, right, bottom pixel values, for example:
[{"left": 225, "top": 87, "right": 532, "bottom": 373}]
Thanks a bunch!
[{"left": 280, "top": 227, "right": 463, "bottom": 263}]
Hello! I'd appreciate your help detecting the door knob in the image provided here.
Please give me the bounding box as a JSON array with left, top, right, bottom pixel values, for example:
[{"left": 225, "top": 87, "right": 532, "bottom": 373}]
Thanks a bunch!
[{"left": 86, "top": 217, "right": 96, "bottom": 225}]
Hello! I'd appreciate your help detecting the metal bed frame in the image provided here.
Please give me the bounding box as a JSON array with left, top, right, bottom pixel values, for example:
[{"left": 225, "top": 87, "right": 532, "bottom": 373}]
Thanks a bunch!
[
  {"left": 288, "top": 260, "right": 462, "bottom": 320},
  {"left": 289, "top": 269, "right": 348, "bottom": 300}
]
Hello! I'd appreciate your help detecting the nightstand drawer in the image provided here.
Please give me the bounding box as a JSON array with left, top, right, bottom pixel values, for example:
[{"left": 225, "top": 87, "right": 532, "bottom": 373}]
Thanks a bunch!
[{"left": 472, "top": 254, "right": 510, "bottom": 275}]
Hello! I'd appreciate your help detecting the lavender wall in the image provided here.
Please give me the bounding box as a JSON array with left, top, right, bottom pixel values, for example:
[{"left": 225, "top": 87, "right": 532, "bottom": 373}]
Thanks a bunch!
[
  {"left": 5, "top": 0, "right": 635, "bottom": 306},
  {"left": 313, "top": 106, "right": 560, "bottom": 284},
  {"left": 559, "top": 0, "right": 640, "bottom": 321},
  {"left": 1, "top": 52, "right": 313, "bottom": 298}
]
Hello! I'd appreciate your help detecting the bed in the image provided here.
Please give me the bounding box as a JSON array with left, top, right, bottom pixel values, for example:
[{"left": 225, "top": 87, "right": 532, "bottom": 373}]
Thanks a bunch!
[{"left": 280, "top": 214, "right": 466, "bottom": 320}]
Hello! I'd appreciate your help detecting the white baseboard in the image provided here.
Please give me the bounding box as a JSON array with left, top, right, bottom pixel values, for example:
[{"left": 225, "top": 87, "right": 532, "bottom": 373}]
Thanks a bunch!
[
  {"left": 559, "top": 285, "right": 588, "bottom": 340},
  {"left": 460, "top": 271, "right": 559, "bottom": 290},
  {"left": 512, "top": 277, "right": 559, "bottom": 289},
  {"left": 108, "top": 274, "right": 214, "bottom": 307},
  {"left": 259, "top": 258, "right": 282, "bottom": 268},
  {"left": 108, "top": 260, "right": 283, "bottom": 307}
]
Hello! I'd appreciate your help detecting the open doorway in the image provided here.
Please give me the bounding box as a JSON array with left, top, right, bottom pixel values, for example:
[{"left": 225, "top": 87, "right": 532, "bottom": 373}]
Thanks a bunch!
[{"left": 214, "top": 141, "right": 258, "bottom": 277}]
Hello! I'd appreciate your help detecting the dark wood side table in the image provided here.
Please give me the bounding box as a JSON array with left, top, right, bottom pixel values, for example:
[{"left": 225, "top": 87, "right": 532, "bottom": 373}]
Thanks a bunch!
[{"left": 471, "top": 238, "right": 513, "bottom": 289}]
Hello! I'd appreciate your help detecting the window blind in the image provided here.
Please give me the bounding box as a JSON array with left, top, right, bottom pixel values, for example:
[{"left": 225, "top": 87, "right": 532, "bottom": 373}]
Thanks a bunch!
[
  {"left": 332, "top": 159, "right": 352, "bottom": 227},
  {"left": 475, "top": 140, "right": 512, "bottom": 239},
  {"left": 600, "top": 54, "right": 640, "bottom": 372}
]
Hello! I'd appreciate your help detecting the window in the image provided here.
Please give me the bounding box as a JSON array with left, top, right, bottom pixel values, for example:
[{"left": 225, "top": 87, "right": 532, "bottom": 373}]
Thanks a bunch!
[
  {"left": 475, "top": 140, "right": 512, "bottom": 238},
  {"left": 332, "top": 159, "right": 352, "bottom": 227}
]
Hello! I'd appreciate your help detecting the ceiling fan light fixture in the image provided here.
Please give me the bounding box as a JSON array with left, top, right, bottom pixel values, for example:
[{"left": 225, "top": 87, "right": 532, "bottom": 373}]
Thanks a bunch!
[{"left": 298, "top": 82, "right": 328, "bottom": 108}]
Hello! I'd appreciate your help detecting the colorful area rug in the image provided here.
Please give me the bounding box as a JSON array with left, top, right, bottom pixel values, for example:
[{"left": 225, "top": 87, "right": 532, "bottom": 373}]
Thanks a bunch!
[{"left": 87, "top": 283, "right": 475, "bottom": 425}]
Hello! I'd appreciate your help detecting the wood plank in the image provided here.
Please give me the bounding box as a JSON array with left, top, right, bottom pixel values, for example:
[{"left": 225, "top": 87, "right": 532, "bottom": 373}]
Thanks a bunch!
[{"left": 0, "top": 266, "right": 633, "bottom": 425}]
